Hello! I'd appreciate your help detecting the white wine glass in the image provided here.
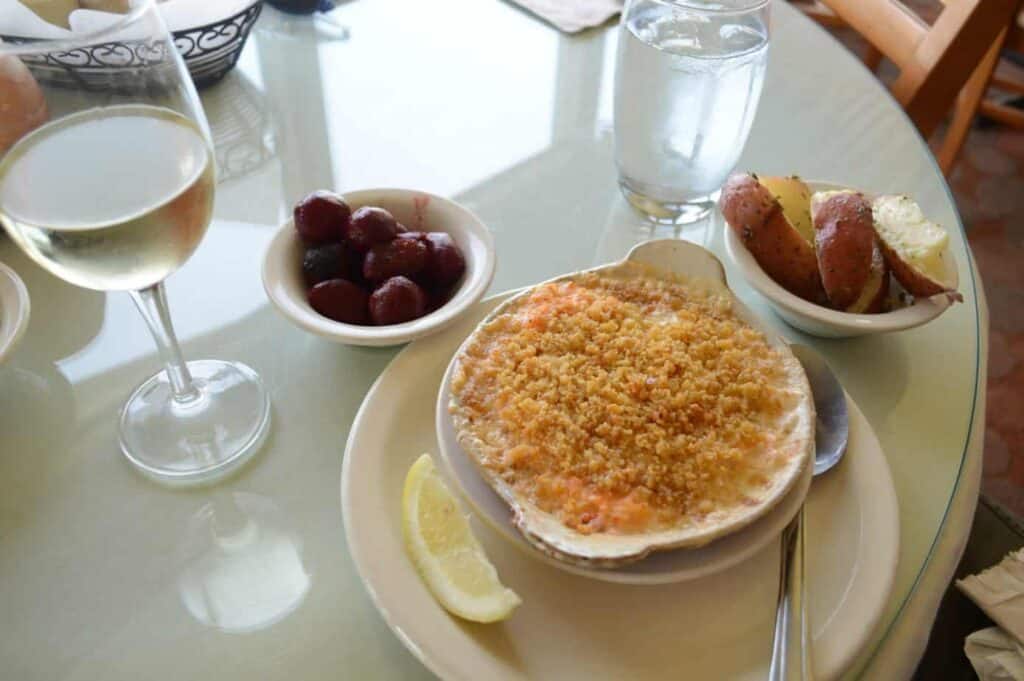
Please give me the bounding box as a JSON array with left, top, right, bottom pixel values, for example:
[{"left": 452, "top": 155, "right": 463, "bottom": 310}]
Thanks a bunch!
[{"left": 0, "top": 0, "right": 271, "bottom": 484}]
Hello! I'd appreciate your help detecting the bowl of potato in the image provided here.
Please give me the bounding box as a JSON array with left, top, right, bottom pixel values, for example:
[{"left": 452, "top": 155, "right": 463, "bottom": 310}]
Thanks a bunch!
[{"left": 721, "top": 173, "right": 962, "bottom": 338}]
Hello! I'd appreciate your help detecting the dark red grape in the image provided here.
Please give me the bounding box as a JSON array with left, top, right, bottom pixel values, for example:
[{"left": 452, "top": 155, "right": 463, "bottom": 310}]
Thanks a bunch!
[
  {"left": 302, "top": 243, "right": 360, "bottom": 287},
  {"left": 424, "top": 282, "right": 456, "bottom": 312},
  {"left": 340, "top": 245, "right": 366, "bottom": 283},
  {"left": 423, "top": 232, "right": 466, "bottom": 286},
  {"left": 294, "top": 190, "right": 351, "bottom": 244},
  {"left": 369, "top": 276, "right": 427, "bottom": 325},
  {"left": 363, "top": 237, "right": 429, "bottom": 282},
  {"left": 344, "top": 206, "right": 400, "bottom": 252},
  {"left": 308, "top": 279, "right": 368, "bottom": 324}
]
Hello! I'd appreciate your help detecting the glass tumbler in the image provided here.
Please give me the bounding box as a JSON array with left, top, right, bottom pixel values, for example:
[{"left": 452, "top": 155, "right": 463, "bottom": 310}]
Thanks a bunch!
[{"left": 614, "top": 0, "right": 770, "bottom": 225}]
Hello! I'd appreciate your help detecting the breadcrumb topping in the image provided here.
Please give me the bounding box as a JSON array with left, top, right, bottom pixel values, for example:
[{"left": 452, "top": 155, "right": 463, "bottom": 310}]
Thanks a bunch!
[{"left": 451, "top": 267, "right": 801, "bottom": 535}]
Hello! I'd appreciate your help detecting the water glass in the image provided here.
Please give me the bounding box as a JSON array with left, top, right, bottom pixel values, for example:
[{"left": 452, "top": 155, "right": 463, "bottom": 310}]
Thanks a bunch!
[{"left": 614, "top": 0, "right": 770, "bottom": 224}]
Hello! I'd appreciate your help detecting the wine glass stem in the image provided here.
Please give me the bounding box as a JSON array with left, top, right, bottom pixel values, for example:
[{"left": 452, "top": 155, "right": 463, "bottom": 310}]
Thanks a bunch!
[{"left": 130, "top": 282, "right": 201, "bottom": 404}]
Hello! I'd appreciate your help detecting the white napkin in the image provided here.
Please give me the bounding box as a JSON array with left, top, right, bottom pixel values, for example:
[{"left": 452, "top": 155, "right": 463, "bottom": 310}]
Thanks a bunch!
[
  {"left": 508, "top": 0, "right": 622, "bottom": 33},
  {"left": 959, "top": 548, "right": 1024, "bottom": 641},
  {"left": 0, "top": 0, "right": 74, "bottom": 37},
  {"left": 965, "top": 628, "right": 1024, "bottom": 681},
  {"left": 959, "top": 548, "right": 1024, "bottom": 680}
]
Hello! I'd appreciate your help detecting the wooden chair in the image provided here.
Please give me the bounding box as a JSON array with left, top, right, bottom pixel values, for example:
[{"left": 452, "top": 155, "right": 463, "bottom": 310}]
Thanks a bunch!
[
  {"left": 794, "top": 0, "right": 1021, "bottom": 174},
  {"left": 977, "top": 28, "right": 1024, "bottom": 132},
  {"left": 941, "top": 5, "right": 1024, "bottom": 171}
]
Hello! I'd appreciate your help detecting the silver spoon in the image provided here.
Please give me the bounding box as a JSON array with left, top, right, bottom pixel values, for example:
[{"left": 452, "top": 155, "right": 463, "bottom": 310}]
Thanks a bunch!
[{"left": 768, "top": 344, "right": 849, "bottom": 681}]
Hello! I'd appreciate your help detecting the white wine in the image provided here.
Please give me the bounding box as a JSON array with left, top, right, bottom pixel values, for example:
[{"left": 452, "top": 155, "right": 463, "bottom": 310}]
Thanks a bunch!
[{"left": 0, "top": 104, "right": 214, "bottom": 291}]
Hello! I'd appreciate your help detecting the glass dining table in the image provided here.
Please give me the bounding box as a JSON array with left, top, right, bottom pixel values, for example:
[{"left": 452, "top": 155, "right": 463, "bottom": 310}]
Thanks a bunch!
[{"left": 0, "top": 1, "right": 987, "bottom": 679}]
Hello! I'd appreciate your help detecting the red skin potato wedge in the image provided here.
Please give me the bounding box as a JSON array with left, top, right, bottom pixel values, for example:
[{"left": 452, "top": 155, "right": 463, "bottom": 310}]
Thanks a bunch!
[
  {"left": 845, "top": 239, "right": 888, "bottom": 313},
  {"left": 876, "top": 237, "right": 962, "bottom": 302},
  {"left": 720, "top": 173, "right": 827, "bottom": 305},
  {"left": 871, "top": 194, "right": 962, "bottom": 303},
  {"left": 811, "top": 192, "right": 875, "bottom": 310}
]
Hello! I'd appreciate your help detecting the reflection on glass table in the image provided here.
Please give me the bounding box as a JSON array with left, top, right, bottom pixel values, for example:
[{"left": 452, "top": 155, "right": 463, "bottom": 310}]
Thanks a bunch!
[
  {"left": 178, "top": 491, "right": 311, "bottom": 633},
  {"left": 256, "top": 2, "right": 349, "bottom": 43},
  {"left": 0, "top": 361, "right": 75, "bottom": 477},
  {"left": 202, "top": 71, "right": 276, "bottom": 187},
  {"left": 594, "top": 194, "right": 717, "bottom": 266}
]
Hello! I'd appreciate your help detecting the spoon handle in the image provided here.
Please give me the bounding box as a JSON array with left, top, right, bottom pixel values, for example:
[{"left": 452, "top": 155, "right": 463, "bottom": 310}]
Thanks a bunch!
[{"left": 769, "top": 505, "right": 812, "bottom": 681}]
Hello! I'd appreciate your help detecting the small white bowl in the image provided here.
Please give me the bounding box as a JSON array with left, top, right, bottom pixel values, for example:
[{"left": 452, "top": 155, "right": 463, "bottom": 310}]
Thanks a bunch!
[
  {"left": 0, "top": 262, "right": 30, "bottom": 364},
  {"left": 723, "top": 180, "right": 956, "bottom": 338},
  {"left": 262, "top": 188, "right": 496, "bottom": 347}
]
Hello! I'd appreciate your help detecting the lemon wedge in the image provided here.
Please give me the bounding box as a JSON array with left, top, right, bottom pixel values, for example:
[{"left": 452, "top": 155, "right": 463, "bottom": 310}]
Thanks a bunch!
[{"left": 402, "top": 454, "right": 521, "bottom": 622}]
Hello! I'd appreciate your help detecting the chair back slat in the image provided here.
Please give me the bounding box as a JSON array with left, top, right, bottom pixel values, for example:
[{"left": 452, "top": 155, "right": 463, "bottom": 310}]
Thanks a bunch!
[
  {"left": 823, "top": 0, "right": 1020, "bottom": 137},
  {"left": 822, "top": 0, "right": 928, "bottom": 67}
]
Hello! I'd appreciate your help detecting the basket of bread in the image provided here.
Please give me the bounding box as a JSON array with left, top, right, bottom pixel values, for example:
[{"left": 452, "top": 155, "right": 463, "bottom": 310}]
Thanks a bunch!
[{"left": 1, "top": 0, "right": 261, "bottom": 88}]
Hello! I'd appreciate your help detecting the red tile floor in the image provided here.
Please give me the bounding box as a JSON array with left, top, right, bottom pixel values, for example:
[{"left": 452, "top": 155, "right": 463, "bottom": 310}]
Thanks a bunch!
[{"left": 954, "top": 135, "right": 1024, "bottom": 516}]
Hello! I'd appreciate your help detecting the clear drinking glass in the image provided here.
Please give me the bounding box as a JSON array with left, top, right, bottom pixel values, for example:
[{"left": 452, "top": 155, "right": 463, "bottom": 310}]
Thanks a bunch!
[
  {"left": 0, "top": 0, "right": 270, "bottom": 484},
  {"left": 614, "top": 0, "right": 770, "bottom": 225}
]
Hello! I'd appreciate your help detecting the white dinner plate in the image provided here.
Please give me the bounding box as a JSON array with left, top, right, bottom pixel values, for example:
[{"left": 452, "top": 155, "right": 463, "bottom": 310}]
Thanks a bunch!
[{"left": 341, "top": 292, "right": 900, "bottom": 680}]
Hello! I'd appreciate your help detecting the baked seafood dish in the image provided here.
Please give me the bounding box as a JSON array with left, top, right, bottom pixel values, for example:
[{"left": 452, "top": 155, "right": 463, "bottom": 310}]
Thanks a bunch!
[{"left": 448, "top": 261, "right": 814, "bottom": 567}]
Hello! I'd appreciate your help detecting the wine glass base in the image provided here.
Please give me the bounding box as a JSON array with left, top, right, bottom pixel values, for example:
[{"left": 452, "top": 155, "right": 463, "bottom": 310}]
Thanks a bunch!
[
  {"left": 618, "top": 181, "right": 715, "bottom": 226},
  {"left": 119, "top": 360, "right": 271, "bottom": 486}
]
